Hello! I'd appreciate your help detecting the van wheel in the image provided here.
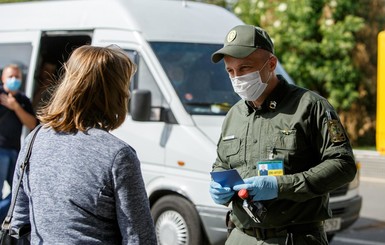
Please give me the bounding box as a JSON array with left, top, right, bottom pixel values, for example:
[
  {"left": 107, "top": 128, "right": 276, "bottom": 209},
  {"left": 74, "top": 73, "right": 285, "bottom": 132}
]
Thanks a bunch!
[{"left": 151, "top": 195, "right": 203, "bottom": 245}]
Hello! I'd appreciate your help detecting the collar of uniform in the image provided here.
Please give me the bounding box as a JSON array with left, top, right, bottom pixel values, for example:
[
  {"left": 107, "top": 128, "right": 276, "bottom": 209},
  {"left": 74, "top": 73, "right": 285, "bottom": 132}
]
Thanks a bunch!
[
  {"left": 263, "top": 75, "right": 289, "bottom": 111},
  {"left": 245, "top": 101, "right": 261, "bottom": 115},
  {"left": 244, "top": 75, "right": 289, "bottom": 115}
]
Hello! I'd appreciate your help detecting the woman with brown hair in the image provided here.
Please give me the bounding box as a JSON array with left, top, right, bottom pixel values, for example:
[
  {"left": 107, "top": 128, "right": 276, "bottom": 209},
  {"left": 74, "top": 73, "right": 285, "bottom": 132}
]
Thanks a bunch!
[{"left": 10, "top": 45, "right": 157, "bottom": 244}]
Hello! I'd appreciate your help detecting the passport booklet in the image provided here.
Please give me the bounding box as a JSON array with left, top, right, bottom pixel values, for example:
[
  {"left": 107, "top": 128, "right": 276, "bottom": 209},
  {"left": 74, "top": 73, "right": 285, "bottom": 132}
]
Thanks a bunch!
[{"left": 210, "top": 169, "right": 244, "bottom": 188}]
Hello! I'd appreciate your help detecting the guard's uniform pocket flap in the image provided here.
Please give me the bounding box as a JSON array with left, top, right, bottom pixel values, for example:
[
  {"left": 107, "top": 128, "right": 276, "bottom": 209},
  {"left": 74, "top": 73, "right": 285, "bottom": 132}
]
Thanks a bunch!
[
  {"left": 221, "top": 137, "right": 241, "bottom": 157},
  {"left": 274, "top": 129, "right": 297, "bottom": 150}
]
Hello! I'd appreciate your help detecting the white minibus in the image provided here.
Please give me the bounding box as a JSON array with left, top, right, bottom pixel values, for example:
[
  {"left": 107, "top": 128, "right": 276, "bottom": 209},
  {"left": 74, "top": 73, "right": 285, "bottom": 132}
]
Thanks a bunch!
[{"left": 0, "top": 0, "right": 361, "bottom": 244}]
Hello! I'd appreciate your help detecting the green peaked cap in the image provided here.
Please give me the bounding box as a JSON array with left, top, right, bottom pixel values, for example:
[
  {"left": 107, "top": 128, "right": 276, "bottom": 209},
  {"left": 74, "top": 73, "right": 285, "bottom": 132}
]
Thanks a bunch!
[{"left": 212, "top": 25, "right": 274, "bottom": 63}]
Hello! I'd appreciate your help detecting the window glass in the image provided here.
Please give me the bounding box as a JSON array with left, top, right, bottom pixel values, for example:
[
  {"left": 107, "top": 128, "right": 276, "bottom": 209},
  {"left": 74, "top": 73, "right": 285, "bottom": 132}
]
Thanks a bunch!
[
  {"left": 125, "top": 50, "right": 166, "bottom": 108},
  {"left": 0, "top": 43, "right": 33, "bottom": 92},
  {"left": 151, "top": 42, "right": 239, "bottom": 115}
]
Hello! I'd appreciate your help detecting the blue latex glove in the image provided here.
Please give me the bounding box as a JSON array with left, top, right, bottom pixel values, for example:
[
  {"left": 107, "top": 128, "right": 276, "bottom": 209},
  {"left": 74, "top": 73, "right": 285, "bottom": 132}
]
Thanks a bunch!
[
  {"left": 209, "top": 181, "right": 235, "bottom": 205},
  {"left": 233, "top": 176, "right": 278, "bottom": 201}
]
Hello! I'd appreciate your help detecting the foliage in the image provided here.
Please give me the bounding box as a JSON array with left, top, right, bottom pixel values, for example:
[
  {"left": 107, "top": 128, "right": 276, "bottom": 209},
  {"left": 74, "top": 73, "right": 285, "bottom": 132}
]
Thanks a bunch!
[
  {"left": 203, "top": 0, "right": 383, "bottom": 146},
  {"left": 0, "top": 0, "right": 35, "bottom": 2},
  {"left": 232, "top": 0, "right": 364, "bottom": 111}
]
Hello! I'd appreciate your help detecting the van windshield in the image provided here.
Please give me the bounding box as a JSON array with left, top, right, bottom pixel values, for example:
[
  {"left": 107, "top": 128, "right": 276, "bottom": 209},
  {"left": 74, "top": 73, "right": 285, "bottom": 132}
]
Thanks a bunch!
[{"left": 151, "top": 42, "right": 240, "bottom": 115}]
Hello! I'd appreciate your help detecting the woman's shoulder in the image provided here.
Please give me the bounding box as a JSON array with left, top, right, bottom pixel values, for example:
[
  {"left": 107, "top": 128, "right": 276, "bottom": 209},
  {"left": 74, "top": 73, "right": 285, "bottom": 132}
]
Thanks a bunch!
[
  {"left": 39, "top": 126, "right": 134, "bottom": 155},
  {"left": 88, "top": 128, "right": 131, "bottom": 148}
]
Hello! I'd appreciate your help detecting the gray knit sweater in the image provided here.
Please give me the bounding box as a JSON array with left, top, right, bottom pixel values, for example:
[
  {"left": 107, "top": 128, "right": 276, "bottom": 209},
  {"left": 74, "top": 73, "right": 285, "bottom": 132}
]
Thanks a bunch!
[{"left": 11, "top": 126, "right": 157, "bottom": 245}]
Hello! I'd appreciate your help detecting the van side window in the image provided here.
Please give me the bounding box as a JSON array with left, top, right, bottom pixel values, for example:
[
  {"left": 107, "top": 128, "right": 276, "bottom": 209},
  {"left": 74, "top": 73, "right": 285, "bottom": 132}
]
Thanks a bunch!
[
  {"left": 125, "top": 50, "right": 166, "bottom": 108},
  {"left": 0, "top": 43, "right": 33, "bottom": 92}
]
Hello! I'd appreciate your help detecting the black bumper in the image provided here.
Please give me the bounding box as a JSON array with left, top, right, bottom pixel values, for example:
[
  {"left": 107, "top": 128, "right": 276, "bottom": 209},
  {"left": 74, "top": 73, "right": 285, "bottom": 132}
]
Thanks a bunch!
[{"left": 328, "top": 194, "right": 362, "bottom": 233}]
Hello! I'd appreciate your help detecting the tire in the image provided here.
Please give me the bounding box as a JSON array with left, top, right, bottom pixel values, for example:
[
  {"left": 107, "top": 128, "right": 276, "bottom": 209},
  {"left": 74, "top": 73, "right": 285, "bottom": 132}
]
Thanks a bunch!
[{"left": 151, "top": 195, "right": 203, "bottom": 245}]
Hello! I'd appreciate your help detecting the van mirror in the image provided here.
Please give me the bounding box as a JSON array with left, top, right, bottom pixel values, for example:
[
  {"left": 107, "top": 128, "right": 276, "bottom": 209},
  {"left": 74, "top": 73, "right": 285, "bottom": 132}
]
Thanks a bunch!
[{"left": 130, "top": 89, "right": 151, "bottom": 121}]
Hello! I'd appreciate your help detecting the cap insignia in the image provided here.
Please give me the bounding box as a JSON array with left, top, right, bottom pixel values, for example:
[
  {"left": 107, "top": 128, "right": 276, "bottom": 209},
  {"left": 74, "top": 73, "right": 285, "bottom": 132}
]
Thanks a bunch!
[{"left": 227, "top": 30, "right": 237, "bottom": 43}]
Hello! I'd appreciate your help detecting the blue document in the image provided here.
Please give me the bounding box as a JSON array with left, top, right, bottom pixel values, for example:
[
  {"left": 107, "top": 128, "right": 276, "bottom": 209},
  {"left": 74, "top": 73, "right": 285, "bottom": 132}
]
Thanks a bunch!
[{"left": 210, "top": 169, "right": 244, "bottom": 188}]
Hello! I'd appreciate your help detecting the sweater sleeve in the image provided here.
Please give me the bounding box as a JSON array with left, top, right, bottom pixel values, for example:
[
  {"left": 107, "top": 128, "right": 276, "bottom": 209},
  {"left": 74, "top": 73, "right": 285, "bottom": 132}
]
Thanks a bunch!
[{"left": 112, "top": 146, "right": 157, "bottom": 245}]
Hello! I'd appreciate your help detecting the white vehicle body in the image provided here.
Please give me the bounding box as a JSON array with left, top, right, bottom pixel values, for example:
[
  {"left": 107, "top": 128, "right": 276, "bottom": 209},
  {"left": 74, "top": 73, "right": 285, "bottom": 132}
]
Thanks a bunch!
[{"left": 0, "top": 0, "right": 361, "bottom": 244}]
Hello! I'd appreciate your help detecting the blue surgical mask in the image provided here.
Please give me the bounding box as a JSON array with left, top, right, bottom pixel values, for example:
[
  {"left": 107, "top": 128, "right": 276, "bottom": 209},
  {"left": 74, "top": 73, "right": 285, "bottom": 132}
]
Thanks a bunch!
[{"left": 5, "top": 77, "right": 22, "bottom": 92}]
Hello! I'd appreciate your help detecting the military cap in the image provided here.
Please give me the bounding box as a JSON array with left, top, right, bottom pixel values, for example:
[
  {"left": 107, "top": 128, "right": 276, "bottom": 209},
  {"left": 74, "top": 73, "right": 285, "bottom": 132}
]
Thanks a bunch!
[{"left": 212, "top": 25, "right": 274, "bottom": 63}]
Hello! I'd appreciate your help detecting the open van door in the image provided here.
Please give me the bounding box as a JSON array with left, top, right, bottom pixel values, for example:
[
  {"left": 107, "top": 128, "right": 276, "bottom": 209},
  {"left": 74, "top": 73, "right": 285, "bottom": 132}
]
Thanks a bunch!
[
  {"left": 0, "top": 31, "right": 41, "bottom": 140},
  {"left": 0, "top": 31, "right": 40, "bottom": 103}
]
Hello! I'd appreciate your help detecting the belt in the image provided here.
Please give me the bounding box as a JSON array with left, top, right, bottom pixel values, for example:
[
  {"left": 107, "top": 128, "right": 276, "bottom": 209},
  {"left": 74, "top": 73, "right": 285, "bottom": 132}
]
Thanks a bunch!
[{"left": 241, "top": 221, "right": 324, "bottom": 240}]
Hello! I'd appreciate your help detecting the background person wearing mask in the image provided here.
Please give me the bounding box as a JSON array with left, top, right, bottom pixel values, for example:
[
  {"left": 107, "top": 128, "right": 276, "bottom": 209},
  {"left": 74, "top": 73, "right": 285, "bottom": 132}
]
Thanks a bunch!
[
  {"left": 209, "top": 25, "right": 356, "bottom": 245},
  {"left": 0, "top": 64, "right": 37, "bottom": 223},
  {"left": 10, "top": 46, "right": 157, "bottom": 244}
]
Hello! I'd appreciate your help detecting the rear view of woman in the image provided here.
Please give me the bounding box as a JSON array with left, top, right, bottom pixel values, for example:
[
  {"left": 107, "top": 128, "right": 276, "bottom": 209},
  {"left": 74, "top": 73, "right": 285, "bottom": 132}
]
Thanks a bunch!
[{"left": 10, "top": 45, "right": 157, "bottom": 244}]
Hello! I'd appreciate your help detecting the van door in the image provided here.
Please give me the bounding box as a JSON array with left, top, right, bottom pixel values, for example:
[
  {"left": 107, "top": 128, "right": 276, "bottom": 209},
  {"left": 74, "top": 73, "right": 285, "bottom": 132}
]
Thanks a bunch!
[
  {"left": 0, "top": 31, "right": 41, "bottom": 140},
  {"left": 0, "top": 31, "right": 41, "bottom": 100},
  {"left": 92, "top": 29, "right": 167, "bottom": 181}
]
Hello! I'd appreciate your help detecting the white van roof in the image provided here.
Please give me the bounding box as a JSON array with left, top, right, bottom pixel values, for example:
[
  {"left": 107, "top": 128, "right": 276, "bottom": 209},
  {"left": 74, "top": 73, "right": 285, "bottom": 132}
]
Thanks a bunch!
[{"left": 0, "top": 0, "right": 243, "bottom": 43}]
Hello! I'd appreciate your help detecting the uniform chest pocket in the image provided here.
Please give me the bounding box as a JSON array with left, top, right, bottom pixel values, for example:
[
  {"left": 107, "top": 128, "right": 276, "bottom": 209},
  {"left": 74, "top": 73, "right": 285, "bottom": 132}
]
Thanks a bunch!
[
  {"left": 273, "top": 129, "right": 297, "bottom": 152},
  {"left": 220, "top": 137, "right": 244, "bottom": 168}
]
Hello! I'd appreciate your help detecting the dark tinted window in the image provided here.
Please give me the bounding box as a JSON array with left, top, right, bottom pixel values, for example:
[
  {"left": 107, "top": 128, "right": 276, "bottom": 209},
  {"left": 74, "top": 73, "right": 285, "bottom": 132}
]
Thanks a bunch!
[{"left": 151, "top": 42, "right": 239, "bottom": 115}]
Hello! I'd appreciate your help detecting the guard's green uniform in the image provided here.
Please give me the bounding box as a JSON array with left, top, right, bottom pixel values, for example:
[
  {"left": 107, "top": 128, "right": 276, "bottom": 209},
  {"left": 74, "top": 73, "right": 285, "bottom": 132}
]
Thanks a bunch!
[{"left": 212, "top": 76, "right": 356, "bottom": 244}]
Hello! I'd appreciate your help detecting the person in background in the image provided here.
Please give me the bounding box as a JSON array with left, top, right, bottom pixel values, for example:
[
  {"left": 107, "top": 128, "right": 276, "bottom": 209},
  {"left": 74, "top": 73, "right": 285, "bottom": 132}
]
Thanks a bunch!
[
  {"left": 0, "top": 64, "right": 37, "bottom": 223},
  {"left": 209, "top": 25, "right": 356, "bottom": 245},
  {"left": 32, "top": 61, "right": 57, "bottom": 110},
  {"left": 10, "top": 45, "right": 157, "bottom": 244}
]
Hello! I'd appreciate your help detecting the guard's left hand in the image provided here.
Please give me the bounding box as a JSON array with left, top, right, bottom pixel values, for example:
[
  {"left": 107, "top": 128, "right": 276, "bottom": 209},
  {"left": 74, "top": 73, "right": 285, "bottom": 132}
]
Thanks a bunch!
[{"left": 233, "top": 176, "right": 278, "bottom": 201}]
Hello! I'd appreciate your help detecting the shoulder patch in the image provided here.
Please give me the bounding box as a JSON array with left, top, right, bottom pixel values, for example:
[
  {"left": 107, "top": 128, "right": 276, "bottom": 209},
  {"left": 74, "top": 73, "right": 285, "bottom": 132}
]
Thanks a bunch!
[{"left": 326, "top": 111, "right": 346, "bottom": 143}]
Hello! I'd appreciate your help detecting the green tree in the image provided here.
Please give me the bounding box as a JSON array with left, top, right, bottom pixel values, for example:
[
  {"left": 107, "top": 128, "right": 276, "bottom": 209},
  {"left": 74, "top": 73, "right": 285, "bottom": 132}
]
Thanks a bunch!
[
  {"left": 234, "top": 0, "right": 364, "bottom": 110},
  {"left": 0, "top": 0, "right": 34, "bottom": 3},
  {"left": 205, "top": 0, "right": 382, "bottom": 146}
]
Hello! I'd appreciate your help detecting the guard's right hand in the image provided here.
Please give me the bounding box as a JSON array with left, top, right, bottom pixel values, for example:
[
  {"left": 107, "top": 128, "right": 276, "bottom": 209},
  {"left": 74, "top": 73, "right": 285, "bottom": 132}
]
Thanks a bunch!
[{"left": 209, "top": 181, "right": 234, "bottom": 205}]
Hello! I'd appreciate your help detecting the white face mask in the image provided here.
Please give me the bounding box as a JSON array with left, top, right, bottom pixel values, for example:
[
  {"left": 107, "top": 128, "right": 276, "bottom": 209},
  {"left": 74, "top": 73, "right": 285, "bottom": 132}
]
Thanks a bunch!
[{"left": 230, "top": 59, "right": 271, "bottom": 101}]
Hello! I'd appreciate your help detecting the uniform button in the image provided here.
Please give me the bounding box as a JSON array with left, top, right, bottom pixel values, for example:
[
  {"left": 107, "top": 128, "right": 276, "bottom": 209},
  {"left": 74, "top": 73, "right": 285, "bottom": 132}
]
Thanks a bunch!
[{"left": 254, "top": 139, "right": 258, "bottom": 143}]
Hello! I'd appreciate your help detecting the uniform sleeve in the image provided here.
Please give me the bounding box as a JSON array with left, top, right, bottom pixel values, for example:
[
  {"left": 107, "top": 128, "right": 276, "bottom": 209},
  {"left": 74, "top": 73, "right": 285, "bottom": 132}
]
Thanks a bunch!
[
  {"left": 112, "top": 147, "right": 157, "bottom": 245},
  {"left": 277, "top": 99, "right": 357, "bottom": 201}
]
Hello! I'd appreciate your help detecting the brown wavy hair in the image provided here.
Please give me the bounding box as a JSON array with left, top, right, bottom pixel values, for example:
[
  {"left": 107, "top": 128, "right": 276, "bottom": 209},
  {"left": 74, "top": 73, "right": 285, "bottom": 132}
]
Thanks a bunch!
[{"left": 37, "top": 45, "right": 136, "bottom": 133}]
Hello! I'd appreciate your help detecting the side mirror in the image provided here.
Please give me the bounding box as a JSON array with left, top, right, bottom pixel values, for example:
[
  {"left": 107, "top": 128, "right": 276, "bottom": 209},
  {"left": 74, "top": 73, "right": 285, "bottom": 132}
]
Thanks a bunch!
[{"left": 130, "top": 89, "right": 151, "bottom": 121}]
